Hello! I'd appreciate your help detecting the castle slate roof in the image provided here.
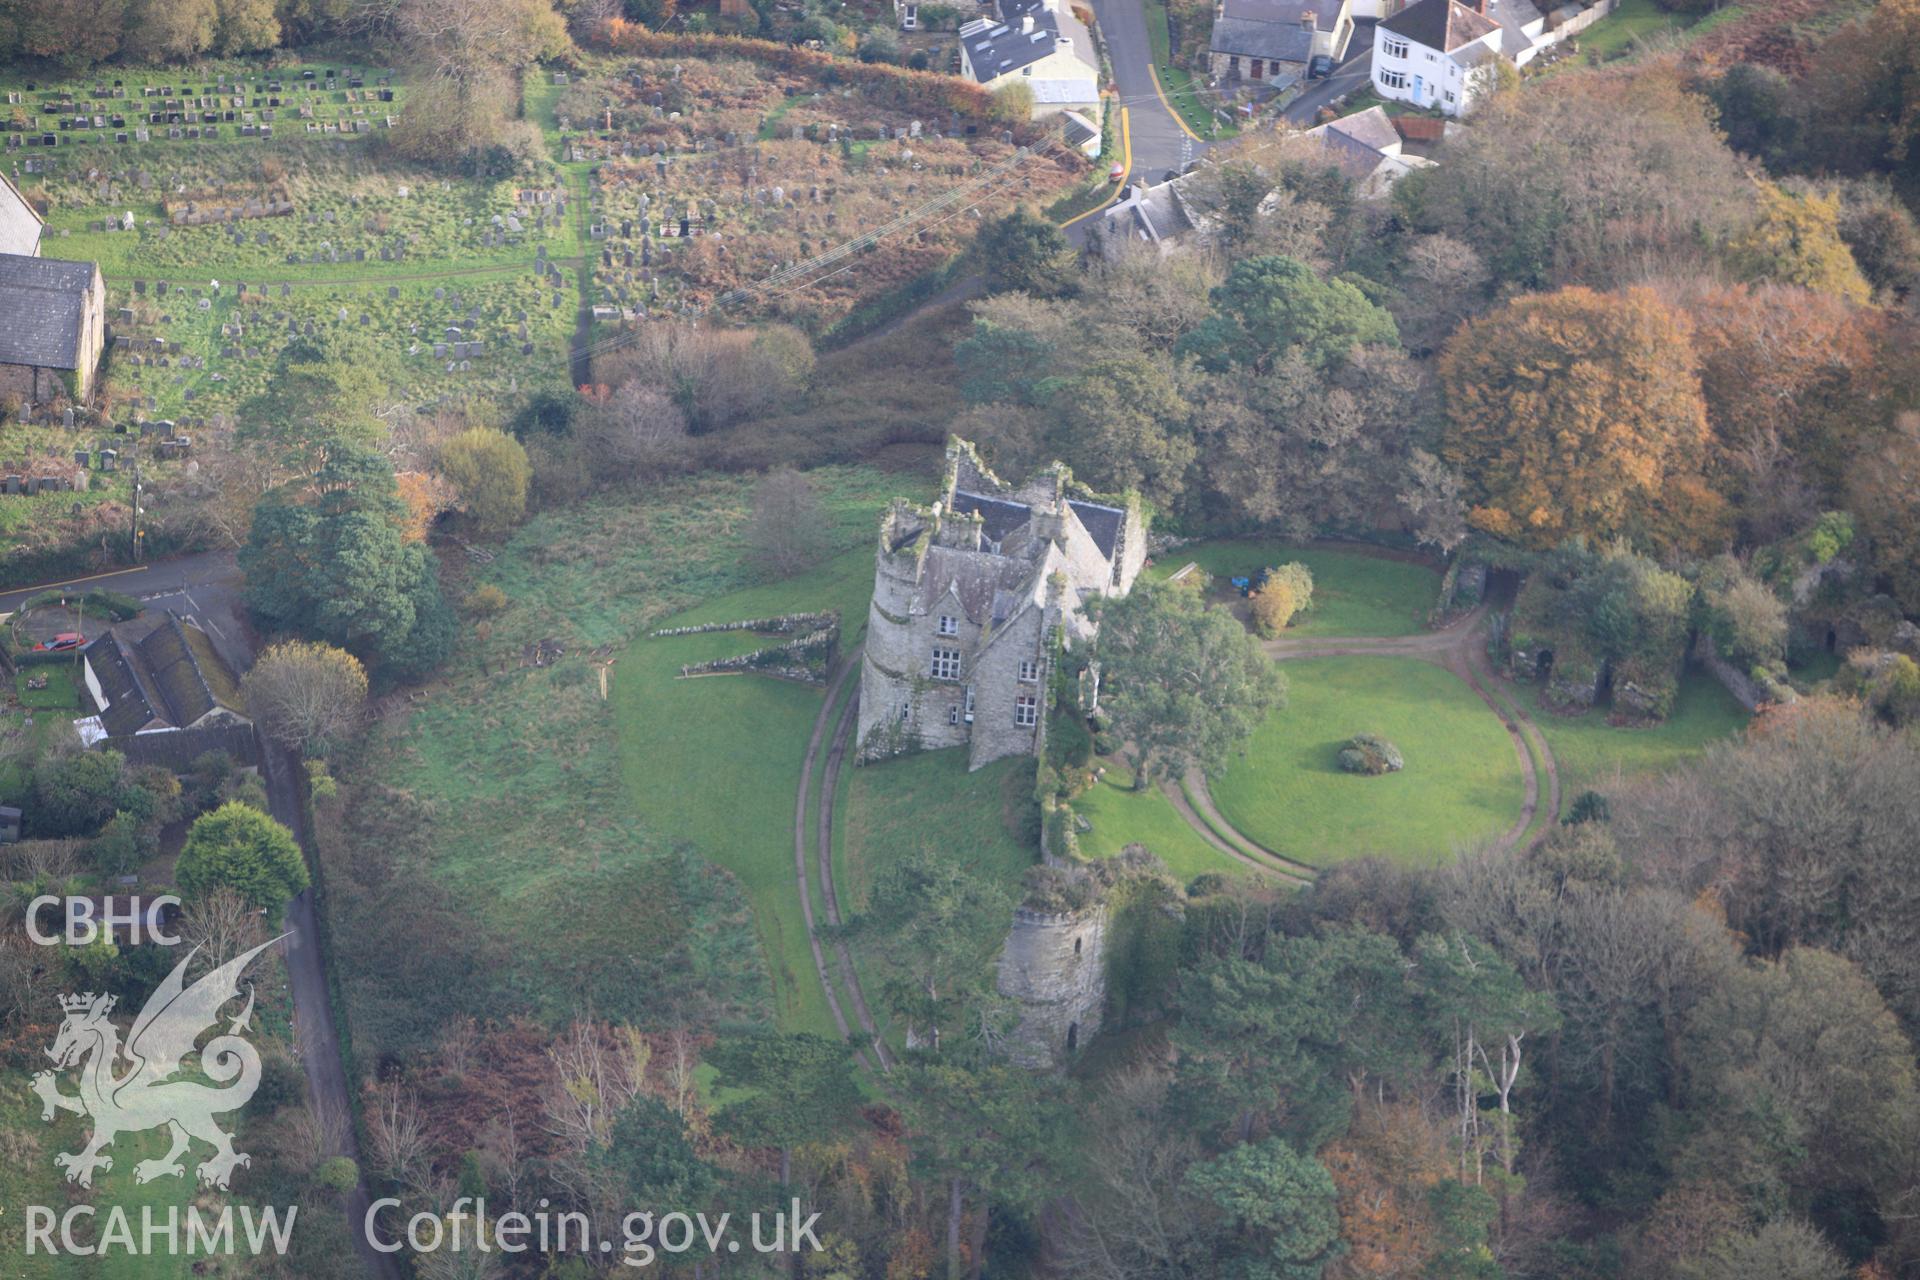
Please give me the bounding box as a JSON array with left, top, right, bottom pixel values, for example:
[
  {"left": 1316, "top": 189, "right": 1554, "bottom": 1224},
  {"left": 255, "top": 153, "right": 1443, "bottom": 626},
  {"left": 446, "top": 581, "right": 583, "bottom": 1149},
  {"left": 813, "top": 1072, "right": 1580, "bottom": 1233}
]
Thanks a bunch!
[
  {"left": 1067, "top": 501, "right": 1124, "bottom": 560},
  {"left": 0, "top": 254, "right": 95, "bottom": 371},
  {"left": 952, "top": 491, "right": 1036, "bottom": 547},
  {"left": 1380, "top": 0, "right": 1501, "bottom": 51},
  {"left": 0, "top": 171, "right": 45, "bottom": 258}
]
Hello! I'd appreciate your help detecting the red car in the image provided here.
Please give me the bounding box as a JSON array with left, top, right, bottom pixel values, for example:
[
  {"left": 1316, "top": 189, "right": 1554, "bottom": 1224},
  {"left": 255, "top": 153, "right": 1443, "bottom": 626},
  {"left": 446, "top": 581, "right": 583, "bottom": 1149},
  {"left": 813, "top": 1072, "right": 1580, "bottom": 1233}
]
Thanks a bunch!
[{"left": 34, "top": 632, "right": 83, "bottom": 651}]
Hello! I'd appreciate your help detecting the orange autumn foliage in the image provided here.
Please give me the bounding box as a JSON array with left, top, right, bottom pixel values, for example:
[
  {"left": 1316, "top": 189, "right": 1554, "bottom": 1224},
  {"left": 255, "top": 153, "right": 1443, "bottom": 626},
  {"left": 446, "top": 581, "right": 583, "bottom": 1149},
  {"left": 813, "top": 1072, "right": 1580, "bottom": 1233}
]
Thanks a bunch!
[
  {"left": 1323, "top": 1102, "right": 1453, "bottom": 1279},
  {"left": 1441, "top": 285, "right": 1727, "bottom": 554},
  {"left": 396, "top": 470, "right": 458, "bottom": 543}
]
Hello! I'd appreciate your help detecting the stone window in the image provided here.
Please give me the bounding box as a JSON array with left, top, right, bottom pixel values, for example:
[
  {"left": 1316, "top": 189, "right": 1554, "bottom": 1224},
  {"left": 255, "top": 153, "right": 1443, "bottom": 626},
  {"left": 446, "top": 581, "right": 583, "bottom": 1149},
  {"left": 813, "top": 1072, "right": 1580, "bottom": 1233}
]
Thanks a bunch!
[
  {"left": 931, "top": 647, "right": 962, "bottom": 680},
  {"left": 937, "top": 614, "right": 958, "bottom": 635},
  {"left": 1015, "top": 694, "right": 1038, "bottom": 727},
  {"left": 900, "top": 703, "right": 911, "bottom": 722},
  {"left": 949, "top": 705, "right": 961, "bottom": 725},
  {"left": 1018, "top": 659, "right": 1040, "bottom": 683}
]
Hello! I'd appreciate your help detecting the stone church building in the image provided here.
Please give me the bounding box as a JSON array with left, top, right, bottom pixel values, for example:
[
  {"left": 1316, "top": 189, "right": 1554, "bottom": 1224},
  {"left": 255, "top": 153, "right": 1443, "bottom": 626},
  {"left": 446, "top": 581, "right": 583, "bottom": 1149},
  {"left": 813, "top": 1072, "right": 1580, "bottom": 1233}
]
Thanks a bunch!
[{"left": 857, "top": 439, "right": 1148, "bottom": 768}]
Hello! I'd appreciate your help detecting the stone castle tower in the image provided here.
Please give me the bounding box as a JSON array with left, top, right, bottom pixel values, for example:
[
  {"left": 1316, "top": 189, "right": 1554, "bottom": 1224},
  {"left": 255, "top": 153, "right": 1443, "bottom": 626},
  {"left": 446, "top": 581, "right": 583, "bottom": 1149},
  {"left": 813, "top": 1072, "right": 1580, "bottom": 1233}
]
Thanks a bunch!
[
  {"left": 858, "top": 438, "right": 1148, "bottom": 769},
  {"left": 996, "top": 903, "right": 1108, "bottom": 1070}
]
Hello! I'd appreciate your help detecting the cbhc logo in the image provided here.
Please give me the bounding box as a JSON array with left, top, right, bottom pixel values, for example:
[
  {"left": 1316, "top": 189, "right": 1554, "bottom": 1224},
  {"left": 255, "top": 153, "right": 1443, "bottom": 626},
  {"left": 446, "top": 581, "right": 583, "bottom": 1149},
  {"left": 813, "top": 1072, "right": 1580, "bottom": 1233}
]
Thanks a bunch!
[{"left": 25, "top": 896, "right": 183, "bottom": 947}]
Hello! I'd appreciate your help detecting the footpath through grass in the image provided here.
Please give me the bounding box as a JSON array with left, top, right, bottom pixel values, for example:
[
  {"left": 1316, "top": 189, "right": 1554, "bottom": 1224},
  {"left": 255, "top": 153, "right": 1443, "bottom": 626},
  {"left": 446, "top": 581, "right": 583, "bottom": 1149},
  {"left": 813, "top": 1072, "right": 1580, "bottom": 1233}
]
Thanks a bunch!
[
  {"left": 1153, "top": 540, "right": 1442, "bottom": 637},
  {"left": 1211, "top": 655, "right": 1523, "bottom": 866},
  {"left": 1074, "top": 769, "right": 1248, "bottom": 882}
]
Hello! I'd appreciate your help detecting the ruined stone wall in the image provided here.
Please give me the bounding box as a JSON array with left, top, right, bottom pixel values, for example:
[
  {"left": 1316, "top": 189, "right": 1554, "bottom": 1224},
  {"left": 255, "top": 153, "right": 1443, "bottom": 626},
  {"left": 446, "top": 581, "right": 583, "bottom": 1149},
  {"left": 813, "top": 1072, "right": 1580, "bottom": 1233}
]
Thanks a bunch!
[{"left": 996, "top": 904, "right": 1106, "bottom": 1070}]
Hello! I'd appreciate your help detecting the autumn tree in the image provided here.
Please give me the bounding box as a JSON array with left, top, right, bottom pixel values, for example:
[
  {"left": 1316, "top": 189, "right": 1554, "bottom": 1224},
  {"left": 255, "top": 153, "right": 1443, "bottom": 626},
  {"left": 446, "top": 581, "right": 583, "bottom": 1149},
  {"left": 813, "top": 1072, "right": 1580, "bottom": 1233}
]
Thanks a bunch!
[
  {"left": 1723, "top": 183, "right": 1872, "bottom": 304},
  {"left": 1092, "top": 581, "right": 1286, "bottom": 790},
  {"left": 1804, "top": 0, "right": 1920, "bottom": 202},
  {"left": 243, "top": 640, "right": 369, "bottom": 756},
  {"left": 388, "top": 0, "right": 569, "bottom": 170},
  {"left": 1848, "top": 412, "right": 1920, "bottom": 614},
  {"left": 1670, "top": 280, "right": 1883, "bottom": 542},
  {"left": 438, "top": 427, "right": 529, "bottom": 536},
  {"left": 1400, "top": 64, "right": 1752, "bottom": 287},
  {"left": 1440, "top": 285, "right": 1723, "bottom": 552}
]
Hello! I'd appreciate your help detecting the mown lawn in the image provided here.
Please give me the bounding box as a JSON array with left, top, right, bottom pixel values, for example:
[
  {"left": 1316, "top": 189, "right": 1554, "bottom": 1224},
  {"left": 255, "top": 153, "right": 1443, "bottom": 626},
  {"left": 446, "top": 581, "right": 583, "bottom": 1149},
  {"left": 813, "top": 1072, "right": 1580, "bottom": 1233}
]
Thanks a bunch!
[
  {"left": 1073, "top": 769, "right": 1248, "bottom": 883},
  {"left": 1211, "top": 656, "right": 1523, "bottom": 866},
  {"left": 1152, "top": 541, "right": 1442, "bottom": 637},
  {"left": 614, "top": 547, "right": 882, "bottom": 1038},
  {"left": 1530, "top": 669, "right": 1750, "bottom": 807}
]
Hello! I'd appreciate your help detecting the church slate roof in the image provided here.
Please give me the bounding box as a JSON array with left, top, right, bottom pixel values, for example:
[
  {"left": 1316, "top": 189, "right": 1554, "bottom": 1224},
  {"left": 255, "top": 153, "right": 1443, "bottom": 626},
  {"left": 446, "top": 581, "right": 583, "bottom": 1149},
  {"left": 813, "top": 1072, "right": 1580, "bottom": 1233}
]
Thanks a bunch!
[{"left": 0, "top": 254, "right": 95, "bottom": 370}]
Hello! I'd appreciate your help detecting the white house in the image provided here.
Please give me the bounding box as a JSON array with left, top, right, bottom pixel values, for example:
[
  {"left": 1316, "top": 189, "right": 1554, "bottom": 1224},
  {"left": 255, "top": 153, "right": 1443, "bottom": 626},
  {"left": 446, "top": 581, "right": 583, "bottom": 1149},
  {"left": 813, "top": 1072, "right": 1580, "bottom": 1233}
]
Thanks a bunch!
[
  {"left": 1370, "top": 0, "right": 1503, "bottom": 116},
  {"left": 960, "top": 0, "right": 1102, "bottom": 122}
]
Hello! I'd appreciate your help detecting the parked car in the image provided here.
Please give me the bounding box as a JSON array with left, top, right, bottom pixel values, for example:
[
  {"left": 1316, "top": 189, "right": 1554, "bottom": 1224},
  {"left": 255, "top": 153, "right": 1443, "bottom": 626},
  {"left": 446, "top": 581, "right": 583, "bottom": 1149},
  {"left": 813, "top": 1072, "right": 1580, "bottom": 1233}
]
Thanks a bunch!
[
  {"left": 34, "top": 632, "right": 83, "bottom": 651},
  {"left": 1108, "top": 161, "right": 1126, "bottom": 182},
  {"left": 1308, "top": 54, "right": 1334, "bottom": 78}
]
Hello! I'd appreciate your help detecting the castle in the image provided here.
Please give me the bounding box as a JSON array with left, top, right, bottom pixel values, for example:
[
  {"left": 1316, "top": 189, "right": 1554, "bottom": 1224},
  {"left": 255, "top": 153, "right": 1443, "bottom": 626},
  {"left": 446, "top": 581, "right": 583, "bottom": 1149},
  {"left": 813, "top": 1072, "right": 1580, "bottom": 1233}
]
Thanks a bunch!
[
  {"left": 997, "top": 903, "right": 1107, "bottom": 1070},
  {"left": 857, "top": 439, "right": 1148, "bottom": 768}
]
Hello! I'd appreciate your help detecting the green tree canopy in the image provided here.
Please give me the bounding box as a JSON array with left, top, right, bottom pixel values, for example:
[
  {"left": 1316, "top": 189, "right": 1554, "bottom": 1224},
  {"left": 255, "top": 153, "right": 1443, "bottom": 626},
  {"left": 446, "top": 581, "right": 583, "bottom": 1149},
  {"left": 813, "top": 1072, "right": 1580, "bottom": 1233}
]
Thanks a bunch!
[
  {"left": 1091, "top": 581, "right": 1286, "bottom": 789},
  {"left": 1182, "top": 1137, "right": 1344, "bottom": 1280},
  {"left": 176, "top": 802, "right": 309, "bottom": 921},
  {"left": 240, "top": 441, "right": 455, "bottom": 681},
  {"left": 1178, "top": 255, "right": 1398, "bottom": 374},
  {"left": 974, "top": 208, "right": 1078, "bottom": 298}
]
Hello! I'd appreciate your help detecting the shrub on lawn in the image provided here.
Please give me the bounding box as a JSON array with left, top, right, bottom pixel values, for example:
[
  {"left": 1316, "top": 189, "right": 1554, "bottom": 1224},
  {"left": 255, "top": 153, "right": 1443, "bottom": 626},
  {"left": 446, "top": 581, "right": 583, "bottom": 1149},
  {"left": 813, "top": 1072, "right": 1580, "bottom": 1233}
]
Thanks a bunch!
[
  {"left": 1250, "top": 562, "right": 1314, "bottom": 636},
  {"left": 1338, "top": 733, "right": 1403, "bottom": 775}
]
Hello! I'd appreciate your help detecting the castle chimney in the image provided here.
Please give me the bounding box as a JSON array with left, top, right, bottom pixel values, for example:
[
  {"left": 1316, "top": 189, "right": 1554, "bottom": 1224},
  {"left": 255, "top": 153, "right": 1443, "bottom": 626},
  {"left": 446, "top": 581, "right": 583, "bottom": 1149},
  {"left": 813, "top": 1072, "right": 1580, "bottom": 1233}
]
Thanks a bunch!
[{"left": 1300, "top": 7, "right": 1314, "bottom": 26}]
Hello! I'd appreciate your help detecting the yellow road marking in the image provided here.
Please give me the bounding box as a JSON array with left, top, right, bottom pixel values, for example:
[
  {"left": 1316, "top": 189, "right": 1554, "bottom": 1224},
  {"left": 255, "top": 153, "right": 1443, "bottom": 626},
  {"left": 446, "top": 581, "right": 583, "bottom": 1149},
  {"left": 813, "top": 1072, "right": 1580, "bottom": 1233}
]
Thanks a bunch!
[
  {"left": 3, "top": 565, "right": 148, "bottom": 597},
  {"left": 1147, "top": 62, "right": 1205, "bottom": 143},
  {"left": 1059, "top": 106, "right": 1134, "bottom": 228}
]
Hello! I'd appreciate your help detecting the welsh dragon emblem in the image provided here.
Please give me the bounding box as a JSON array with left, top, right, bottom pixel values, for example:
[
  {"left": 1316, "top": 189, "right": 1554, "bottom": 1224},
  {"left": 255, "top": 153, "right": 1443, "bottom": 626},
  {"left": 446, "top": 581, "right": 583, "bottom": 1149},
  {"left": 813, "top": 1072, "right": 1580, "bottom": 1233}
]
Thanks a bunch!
[{"left": 32, "top": 936, "right": 284, "bottom": 1190}]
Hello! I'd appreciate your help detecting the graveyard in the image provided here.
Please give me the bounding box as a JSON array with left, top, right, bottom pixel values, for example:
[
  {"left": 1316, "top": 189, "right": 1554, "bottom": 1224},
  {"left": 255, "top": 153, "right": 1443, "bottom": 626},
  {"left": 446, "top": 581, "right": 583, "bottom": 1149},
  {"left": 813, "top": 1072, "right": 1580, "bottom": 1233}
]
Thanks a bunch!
[{"left": 0, "top": 46, "right": 1078, "bottom": 580}]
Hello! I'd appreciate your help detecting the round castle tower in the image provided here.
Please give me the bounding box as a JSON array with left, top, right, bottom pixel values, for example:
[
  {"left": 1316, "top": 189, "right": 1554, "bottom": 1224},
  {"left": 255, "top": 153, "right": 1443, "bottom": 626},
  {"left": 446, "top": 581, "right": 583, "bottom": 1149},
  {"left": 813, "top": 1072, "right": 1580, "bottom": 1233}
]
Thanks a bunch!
[{"left": 996, "top": 904, "right": 1107, "bottom": 1071}]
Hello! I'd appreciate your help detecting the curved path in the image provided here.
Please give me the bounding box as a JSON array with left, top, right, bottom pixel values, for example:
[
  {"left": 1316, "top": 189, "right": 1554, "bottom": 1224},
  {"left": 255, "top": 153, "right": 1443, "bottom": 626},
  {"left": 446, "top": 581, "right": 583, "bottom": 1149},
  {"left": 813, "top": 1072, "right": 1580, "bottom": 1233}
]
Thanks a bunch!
[
  {"left": 792, "top": 655, "right": 865, "bottom": 1054},
  {"left": 1173, "top": 604, "right": 1562, "bottom": 875},
  {"left": 793, "top": 647, "right": 893, "bottom": 1072}
]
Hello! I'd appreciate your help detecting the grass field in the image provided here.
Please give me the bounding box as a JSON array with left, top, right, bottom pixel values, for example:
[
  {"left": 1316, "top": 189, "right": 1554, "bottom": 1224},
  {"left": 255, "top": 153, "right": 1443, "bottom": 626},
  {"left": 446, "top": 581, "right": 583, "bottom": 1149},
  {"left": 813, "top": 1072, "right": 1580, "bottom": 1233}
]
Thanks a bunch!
[
  {"left": 1530, "top": 669, "right": 1750, "bottom": 806},
  {"left": 1566, "top": 0, "right": 1744, "bottom": 61},
  {"left": 1210, "top": 656, "right": 1523, "bottom": 866},
  {"left": 332, "top": 467, "right": 909, "bottom": 1054},
  {"left": 831, "top": 749, "right": 1039, "bottom": 1044},
  {"left": 1073, "top": 769, "right": 1248, "bottom": 883},
  {"left": 1153, "top": 540, "right": 1442, "bottom": 637},
  {"left": 614, "top": 548, "right": 882, "bottom": 1038}
]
